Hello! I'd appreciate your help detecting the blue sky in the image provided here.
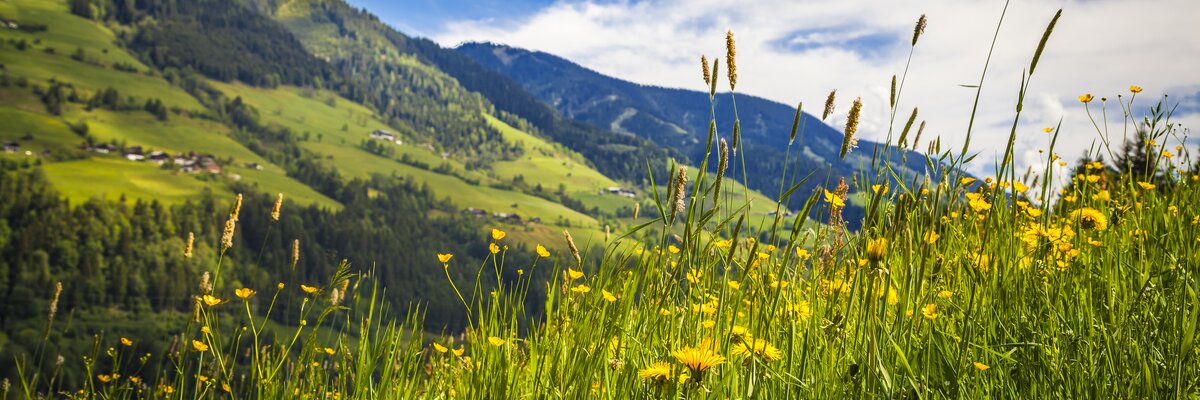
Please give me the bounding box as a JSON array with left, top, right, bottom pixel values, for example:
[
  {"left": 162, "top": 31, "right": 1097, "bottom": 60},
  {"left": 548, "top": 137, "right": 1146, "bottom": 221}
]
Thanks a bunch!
[
  {"left": 350, "top": 0, "right": 1200, "bottom": 179},
  {"left": 346, "top": 0, "right": 553, "bottom": 39}
]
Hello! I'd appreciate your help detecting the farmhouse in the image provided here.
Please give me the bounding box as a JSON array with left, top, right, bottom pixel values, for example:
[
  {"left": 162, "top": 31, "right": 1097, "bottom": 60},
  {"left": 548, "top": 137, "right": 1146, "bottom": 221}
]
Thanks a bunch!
[
  {"left": 3, "top": 141, "right": 18, "bottom": 153},
  {"left": 89, "top": 143, "right": 116, "bottom": 154},
  {"left": 604, "top": 187, "right": 637, "bottom": 198},
  {"left": 124, "top": 146, "right": 145, "bottom": 161},
  {"left": 369, "top": 130, "right": 398, "bottom": 142},
  {"left": 147, "top": 151, "right": 170, "bottom": 164}
]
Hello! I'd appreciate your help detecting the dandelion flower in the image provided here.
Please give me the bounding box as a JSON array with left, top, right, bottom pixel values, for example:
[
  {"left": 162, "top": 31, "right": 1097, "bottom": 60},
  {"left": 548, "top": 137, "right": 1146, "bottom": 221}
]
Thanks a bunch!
[
  {"left": 672, "top": 346, "right": 725, "bottom": 376},
  {"left": 452, "top": 347, "right": 465, "bottom": 357},
  {"left": 973, "top": 361, "right": 990, "bottom": 371},
  {"left": 487, "top": 337, "right": 505, "bottom": 347},
  {"left": 921, "top": 303, "right": 938, "bottom": 320},
  {"left": 437, "top": 253, "right": 453, "bottom": 263},
  {"left": 536, "top": 244, "right": 550, "bottom": 258},
  {"left": 937, "top": 290, "right": 953, "bottom": 299},
  {"left": 1137, "top": 181, "right": 1155, "bottom": 190},
  {"left": 601, "top": 290, "right": 617, "bottom": 302},
  {"left": 1043, "top": 127, "right": 1054, "bottom": 133},
  {"left": 491, "top": 228, "right": 506, "bottom": 241},
  {"left": 924, "top": 231, "right": 940, "bottom": 244},
  {"left": 865, "top": 237, "right": 887, "bottom": 263},
  {"left": 668, "top": 245, "right": 680, "bottom": 254},
  {"left": 571, "top": 284, "right": 591, "bottom": 294},
  {"left": 567, "top": 268, "right": 584, "bottom": 280},
  {"left": 639, "top": 362, "right": 673, "bottom": 383},
  {"left": 1068, "top": 208, "right": 1108, "bottom": 231},
  {"left": 323, "top": 347, "right": 336, "bottom": 356},
  {"left": 731, "top": 339, "right": 782, "bottom": 363},
  {"left": 301, "top": 284, "right": 320, "bottom": 295},
  {"left": 432, "top": 343, "right": 448, "bottom": 354},
  {"left": 192, "top": 340, "right": 209, "bottom": 352},
  {"left": 120, "top": 337, "right": 133, "bottom": 347},
  {"left": 727, "top": 280, "right": 741, "bottom": 290},
  {"left": 235, "top": 288, "right": 256, "bottom": 300},
  {"left": 795, "top": 247, "right": 811, "bottom": 260}
]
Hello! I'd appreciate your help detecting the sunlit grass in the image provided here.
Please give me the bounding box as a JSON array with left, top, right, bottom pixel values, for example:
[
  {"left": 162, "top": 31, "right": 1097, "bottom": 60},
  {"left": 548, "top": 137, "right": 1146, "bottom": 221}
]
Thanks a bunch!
[{"left": 8, "top": 6, "right": 1200, "bottom": 400}]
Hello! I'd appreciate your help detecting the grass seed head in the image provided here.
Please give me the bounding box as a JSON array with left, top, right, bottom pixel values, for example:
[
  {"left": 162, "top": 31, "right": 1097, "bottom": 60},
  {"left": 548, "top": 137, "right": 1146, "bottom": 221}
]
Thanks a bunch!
[
  {"left": 840, "top": 97, "right": 863, "bottom": 159},
  {"left": 184, "top": 232, "right": 194, "bottom": 258},
  {"left": 271, "top": 193, "right": 283, "bottom": 221},
  {"left": 822, "top": 90, "right": 837, "bottom": 120},
  {"left": 48, "top": 281, "right": 62, "bottom": 320},
  {"left": 725, "top": 30, "right": 737, "bottom": 90},
  {"left": 912, "top": 14, "right": 927, "bottom": 46}
]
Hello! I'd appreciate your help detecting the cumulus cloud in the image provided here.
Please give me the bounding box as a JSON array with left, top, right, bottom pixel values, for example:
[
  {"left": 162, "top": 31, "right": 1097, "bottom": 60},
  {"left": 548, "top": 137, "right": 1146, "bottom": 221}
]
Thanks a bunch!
[{"left": 431, "top": 0, "right": 1200, "bottom": 180}]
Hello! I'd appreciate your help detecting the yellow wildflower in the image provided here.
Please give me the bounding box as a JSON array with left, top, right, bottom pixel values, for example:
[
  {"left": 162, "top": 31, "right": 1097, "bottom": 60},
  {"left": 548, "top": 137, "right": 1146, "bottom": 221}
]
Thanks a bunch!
[
  {"left": 567, "top": 268, "right": 584, "bottom": 280},
  {"left": 824, "top": 189, "right": 845, "bottom": 208},
  {"left": 1068, "top": 208, "right": 1108, "bottom": 231},
  {"left": 235, "top": 288, "right": 256, "bottom": 300},
  {"left": 1079, "top": 94, "right": 1094, "bottom": 103},
  {"left": 638, "top": 362, "right": 673, "bottom": 383},
  {"left": 602, "top": 290, "right": 617, "bottom": 302},
  {"left": 924, "top": 231, "right": 940, "bottom": 244},
  {"left": 1137, "top": 181, "right": 1155, "bottom": 190},
  {"left": 974, "top": 361, "right": 990, "bottom": 371},
  {"left": 1013, "top": 181, "right": 1028, "bottom": 193},
  {"left": 571, "top": 284, "right": 591, "bottom": 294},
  {"left": 731, "top": 339, "right": 782, "bottom": 363},
  {"left": 433, "top": 343, "right": 448, "bottom": 353},
  {"left": 1043, "top": 127, "right": 1054, "bottom": 133},
  {"left": 536, "top": 244, "right": 550, "bottom": 258},
  {"left": 921, "top": 303, "right": 938, "bottom": 320},
  {"left": 488, "top": 337, "right": 505, "bottom": 347},
  {"left": 489, "top": 243, "right": 500, "bottom": 254},
  {"left": 937, "top": 290, "right": 953, "bottom": 299},
  {"left": 201, "top": 295, "right": 222, "bottom": 307},
  {"left": 865, "top": 238, "right": 887, "bottom": 262},
  {"left": 795, "top": 247, "right": 811, "bottom": 259},
  {"left": 491, "top": 228, "right": 506, "bottom": 241},
  {"left": 668, "top": 245, "right": 680, "bottom": 254},
  {"left": 452, "top": 347, "right": 465, "bottom": 357},
  {"left": 192, "top": 340, "right": 209, "bottom": 352},
  {"left": 672, "top": 346, "right": 725, "bottom": 375},
  {"left": 120, "top": 337, "right": 133, "bottom": 347},
  {"left": 1129, "top": 85, "right": 1142, "bottom": 93},
  {"left": 437, "top": 253, "right": 453, "bottom": 263},
  {"left": 301, "top": 284, "right": 320, "bottom": 295}
]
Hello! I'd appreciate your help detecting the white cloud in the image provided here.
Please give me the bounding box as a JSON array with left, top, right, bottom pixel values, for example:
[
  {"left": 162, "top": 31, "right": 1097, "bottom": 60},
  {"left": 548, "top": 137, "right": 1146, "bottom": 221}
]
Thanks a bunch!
[{"left": 432, "top": 0, "right": 1200, "bottom": 182}]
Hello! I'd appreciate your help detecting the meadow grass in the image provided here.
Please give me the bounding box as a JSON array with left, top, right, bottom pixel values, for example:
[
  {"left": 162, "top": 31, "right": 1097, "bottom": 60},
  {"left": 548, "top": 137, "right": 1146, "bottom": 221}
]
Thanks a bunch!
[{"left": 8, "top": 7, "right": 1200, "bottom": 400}]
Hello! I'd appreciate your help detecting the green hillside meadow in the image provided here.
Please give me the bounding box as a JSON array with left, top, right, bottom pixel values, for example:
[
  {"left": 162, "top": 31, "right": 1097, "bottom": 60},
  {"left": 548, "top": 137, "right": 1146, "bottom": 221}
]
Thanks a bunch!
[{"left": 1, "top": 0, "right": 1199, "bottom": 399}]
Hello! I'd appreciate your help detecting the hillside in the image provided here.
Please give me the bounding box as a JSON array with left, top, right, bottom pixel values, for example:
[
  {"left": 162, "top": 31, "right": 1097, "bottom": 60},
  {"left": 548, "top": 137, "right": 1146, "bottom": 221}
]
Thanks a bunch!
[{"left": 0, "top": 0, "right": 795, "bottom": 345}]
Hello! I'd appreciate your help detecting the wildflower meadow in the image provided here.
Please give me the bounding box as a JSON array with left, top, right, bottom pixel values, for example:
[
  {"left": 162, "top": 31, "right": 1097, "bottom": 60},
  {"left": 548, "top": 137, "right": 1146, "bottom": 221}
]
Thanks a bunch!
[{"left": 5, "top": 6, "right": 1199, "bottom": 400}]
